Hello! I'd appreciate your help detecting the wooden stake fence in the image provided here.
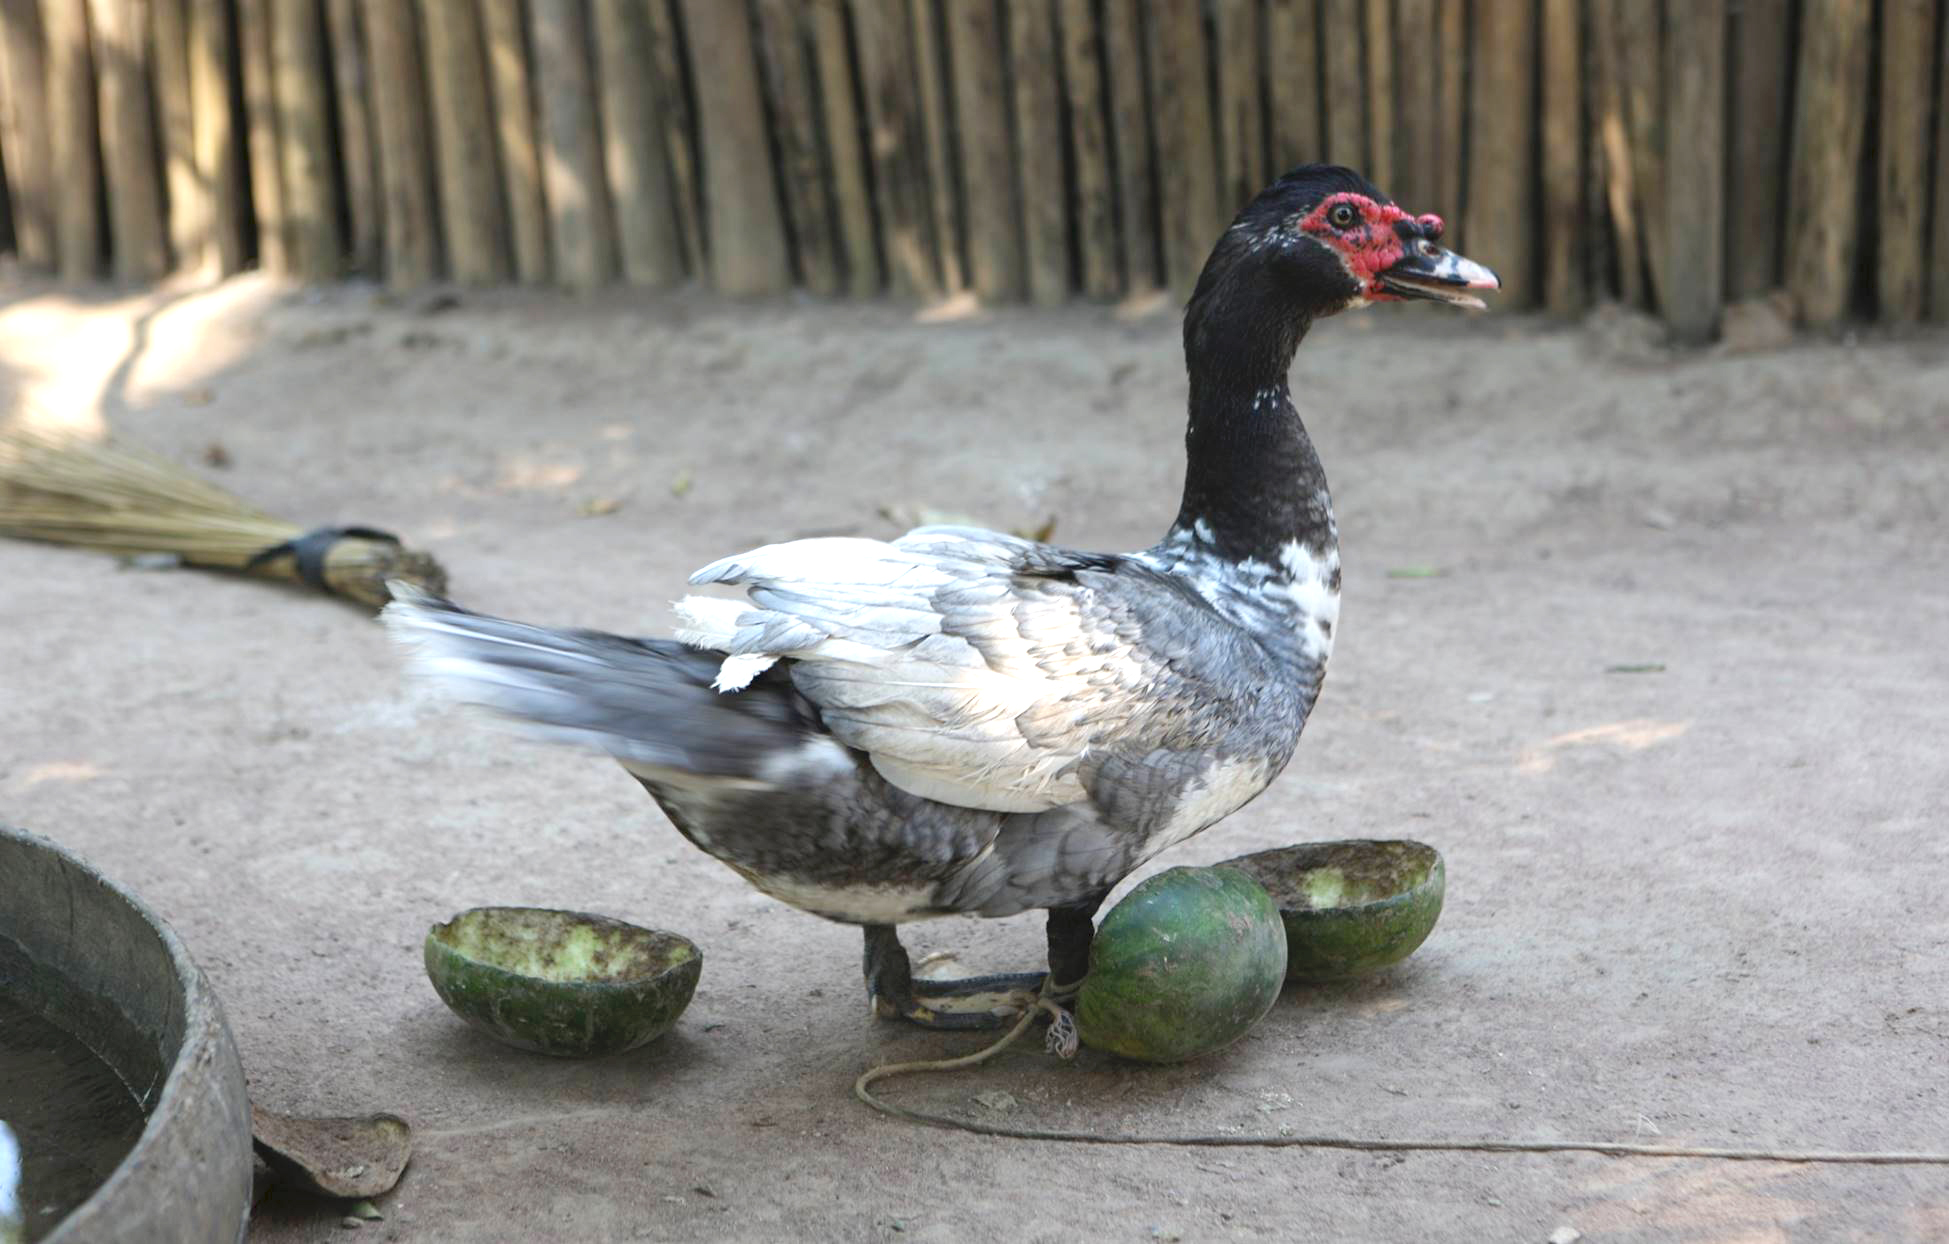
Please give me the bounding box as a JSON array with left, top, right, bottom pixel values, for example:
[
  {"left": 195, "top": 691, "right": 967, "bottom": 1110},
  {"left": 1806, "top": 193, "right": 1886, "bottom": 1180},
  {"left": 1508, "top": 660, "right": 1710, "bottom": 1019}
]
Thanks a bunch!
[{"left": 0, "top": 0, "right": 1944, "bottom": 332}]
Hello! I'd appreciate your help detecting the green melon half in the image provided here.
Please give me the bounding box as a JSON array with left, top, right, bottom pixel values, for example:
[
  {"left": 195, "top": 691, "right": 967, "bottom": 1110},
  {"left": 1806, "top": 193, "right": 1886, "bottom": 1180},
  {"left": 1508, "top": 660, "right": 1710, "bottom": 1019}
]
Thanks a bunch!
[
  {"left": 1225, "top": 840, "right": 1445, "bottom": 982},
  {"left": 1075, "top": 866, "right": 1288, "bottom": 1064},
  {"left": 424, "top": 907, "right": 701, "bottom": 1057}
]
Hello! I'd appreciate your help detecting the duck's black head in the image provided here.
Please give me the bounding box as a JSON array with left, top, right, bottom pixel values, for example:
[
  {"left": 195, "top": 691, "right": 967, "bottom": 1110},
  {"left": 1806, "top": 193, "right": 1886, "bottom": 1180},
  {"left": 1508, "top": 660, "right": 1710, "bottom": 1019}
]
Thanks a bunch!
[
  {"left": 1183, "top": 165, "right": 1498, "bottom": 384},
  {"left": 1170, "top": 166, "right": 1497, "bottom": 565}
]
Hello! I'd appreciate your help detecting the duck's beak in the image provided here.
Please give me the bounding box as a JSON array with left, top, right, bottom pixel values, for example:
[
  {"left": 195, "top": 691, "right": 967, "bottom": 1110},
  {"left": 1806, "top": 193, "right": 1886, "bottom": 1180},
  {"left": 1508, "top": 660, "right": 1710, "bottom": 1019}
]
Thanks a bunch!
[{"left": 1378, "top": 240, "right": 1501, "bottom": 310}]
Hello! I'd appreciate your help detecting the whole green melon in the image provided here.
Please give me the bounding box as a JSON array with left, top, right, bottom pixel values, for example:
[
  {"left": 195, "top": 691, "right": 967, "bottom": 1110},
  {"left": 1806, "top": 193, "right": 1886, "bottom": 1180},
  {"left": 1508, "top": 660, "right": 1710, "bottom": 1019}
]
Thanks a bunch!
[{"left": 1075, "top": 866, "right": 1288, "bottom": 1063}]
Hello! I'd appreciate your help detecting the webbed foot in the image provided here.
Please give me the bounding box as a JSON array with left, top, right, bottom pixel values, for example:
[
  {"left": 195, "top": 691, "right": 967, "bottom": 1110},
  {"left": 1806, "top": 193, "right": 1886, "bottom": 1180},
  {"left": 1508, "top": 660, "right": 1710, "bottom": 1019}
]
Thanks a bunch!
[{"left": 862, "top": 925, "right": 1044, "bottom": 1029}]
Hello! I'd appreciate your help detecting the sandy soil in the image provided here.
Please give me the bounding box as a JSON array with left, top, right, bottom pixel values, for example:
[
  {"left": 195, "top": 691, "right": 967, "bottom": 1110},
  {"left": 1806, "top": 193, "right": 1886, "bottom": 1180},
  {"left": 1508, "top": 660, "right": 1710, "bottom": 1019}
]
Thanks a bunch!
[{"left": 2, "top": 275, "right": 1946, "bottom": 1243}]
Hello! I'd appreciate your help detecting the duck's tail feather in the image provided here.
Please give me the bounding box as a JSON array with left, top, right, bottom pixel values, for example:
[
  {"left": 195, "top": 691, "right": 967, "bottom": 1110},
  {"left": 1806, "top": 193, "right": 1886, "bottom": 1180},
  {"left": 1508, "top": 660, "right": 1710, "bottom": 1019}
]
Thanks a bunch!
[{"left": 381, "top": 584, "right": 839, "bottom": 784}]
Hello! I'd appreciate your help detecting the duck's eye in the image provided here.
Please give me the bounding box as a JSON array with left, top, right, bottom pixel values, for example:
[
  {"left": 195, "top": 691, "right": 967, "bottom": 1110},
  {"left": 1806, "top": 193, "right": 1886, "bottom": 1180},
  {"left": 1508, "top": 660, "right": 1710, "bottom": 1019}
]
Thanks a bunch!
[{"left": 1328, "top": 203, "right": 1358, "bottom": 229}]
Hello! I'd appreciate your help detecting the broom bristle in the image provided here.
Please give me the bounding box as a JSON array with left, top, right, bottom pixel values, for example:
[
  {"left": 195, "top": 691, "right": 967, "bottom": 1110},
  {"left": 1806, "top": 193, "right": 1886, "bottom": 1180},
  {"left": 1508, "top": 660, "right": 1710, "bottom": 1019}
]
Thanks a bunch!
[{"left": 0, "top": 425, "right": 448, "bottom": 608}]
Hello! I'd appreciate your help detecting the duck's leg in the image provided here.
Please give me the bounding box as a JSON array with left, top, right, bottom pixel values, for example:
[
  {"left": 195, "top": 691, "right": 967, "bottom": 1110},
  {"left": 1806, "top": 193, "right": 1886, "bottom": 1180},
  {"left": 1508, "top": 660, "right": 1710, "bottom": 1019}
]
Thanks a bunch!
[
  {"left": 862, "top": 924, "right": 1046, "bottom": 1030},
  {"left": 1043, "top": 890, "right": 1111, "bottom": 998},
  {"left": 861, "top": 891, "right": 1112, "bottom": 1029}
]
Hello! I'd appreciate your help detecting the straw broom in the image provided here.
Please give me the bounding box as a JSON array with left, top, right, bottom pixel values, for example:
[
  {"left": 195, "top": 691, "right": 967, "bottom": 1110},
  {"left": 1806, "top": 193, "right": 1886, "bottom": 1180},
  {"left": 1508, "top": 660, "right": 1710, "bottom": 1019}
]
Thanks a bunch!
[{"left": 0, "top": 426, "right": 448, "bottom": 609}]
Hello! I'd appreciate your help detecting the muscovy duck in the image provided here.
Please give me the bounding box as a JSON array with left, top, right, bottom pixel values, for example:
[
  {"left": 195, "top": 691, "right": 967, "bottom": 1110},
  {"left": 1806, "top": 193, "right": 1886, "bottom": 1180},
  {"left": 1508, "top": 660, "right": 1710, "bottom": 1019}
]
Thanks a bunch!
[{"left": 384, "top": 165, "right": 1497, "bottom": 1029}]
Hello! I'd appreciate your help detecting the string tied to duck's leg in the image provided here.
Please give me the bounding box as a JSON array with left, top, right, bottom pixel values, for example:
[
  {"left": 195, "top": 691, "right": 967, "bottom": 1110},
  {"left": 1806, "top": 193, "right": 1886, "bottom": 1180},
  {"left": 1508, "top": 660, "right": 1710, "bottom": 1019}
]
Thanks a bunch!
[
  {"left": 855, "top": 974, "right": 1083, "bottom": 1112},
  {"left": 1040, "top": 976, "right": 1083, "bottom": 1059},
  {"left": 855, "top": 979, "right": 1949, "bottom": 1164}
]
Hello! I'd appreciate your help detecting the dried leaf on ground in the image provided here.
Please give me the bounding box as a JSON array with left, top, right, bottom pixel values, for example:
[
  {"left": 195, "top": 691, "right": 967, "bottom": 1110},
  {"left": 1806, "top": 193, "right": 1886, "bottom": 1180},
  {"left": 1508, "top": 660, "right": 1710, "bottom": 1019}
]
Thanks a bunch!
[{"left": 251, "top": 1104, "right": 413, "bottom": 1200}]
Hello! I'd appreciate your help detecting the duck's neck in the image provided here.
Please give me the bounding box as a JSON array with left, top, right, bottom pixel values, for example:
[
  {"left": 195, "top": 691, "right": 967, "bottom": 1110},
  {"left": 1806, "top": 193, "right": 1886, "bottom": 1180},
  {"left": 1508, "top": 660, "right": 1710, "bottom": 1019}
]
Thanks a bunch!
[{"left": 1169, "top": 303, "right": 1336, "bottom": 568}]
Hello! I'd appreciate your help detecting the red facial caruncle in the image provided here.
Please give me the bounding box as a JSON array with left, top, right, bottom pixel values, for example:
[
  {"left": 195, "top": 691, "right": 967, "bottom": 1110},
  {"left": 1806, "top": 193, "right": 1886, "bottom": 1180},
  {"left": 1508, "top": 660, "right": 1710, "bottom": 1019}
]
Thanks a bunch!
[{"left": 1296, "top": 194, "right": 1446, "bottom": 300}]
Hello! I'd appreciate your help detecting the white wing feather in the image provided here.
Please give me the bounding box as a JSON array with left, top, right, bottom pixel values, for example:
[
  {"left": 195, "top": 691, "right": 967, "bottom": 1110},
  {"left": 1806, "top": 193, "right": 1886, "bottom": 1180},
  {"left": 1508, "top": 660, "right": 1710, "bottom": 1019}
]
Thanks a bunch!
[{"left": 677, "top": 530, "right": 1127, "bottom": 813}]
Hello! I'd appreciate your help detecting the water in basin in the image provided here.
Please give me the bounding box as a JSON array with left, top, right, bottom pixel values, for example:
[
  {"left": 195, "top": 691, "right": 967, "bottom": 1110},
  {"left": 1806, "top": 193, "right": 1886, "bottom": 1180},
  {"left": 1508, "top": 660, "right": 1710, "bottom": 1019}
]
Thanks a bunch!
[{"left": 0, "top": 993, "right": 148, "bottom": 1242}]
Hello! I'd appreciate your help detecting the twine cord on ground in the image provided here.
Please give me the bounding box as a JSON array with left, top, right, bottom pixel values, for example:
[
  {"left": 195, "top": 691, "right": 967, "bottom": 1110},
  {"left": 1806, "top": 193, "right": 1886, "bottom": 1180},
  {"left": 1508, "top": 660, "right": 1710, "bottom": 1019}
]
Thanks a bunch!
[
  {"left": 856, "top": 980, "right": 1082, "bottom": 1105},
  {"left": 854, "top": 1018, "right": 1949, "bottom": 1165},
  {"left": 854, "top": 1001, "right": 1051, "bottom": 1105}
]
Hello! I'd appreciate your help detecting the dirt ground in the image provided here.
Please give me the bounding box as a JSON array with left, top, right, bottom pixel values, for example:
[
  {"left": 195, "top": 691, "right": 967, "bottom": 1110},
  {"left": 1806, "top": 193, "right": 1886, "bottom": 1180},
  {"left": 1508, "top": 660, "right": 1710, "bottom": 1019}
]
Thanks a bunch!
[{"left": 2, "top": 275, "right": 1946, "bottom": 1243}]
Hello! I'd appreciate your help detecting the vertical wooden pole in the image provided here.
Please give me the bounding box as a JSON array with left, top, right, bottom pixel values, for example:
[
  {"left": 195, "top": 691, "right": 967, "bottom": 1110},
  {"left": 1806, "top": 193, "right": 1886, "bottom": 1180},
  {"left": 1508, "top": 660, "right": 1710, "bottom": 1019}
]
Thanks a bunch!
[
  {"left": 0, "top": 0, "right": 53, "bottom": 268},
  {"left": 91, "top": 0, "right": 169, "bottom": 280},
  {"left": 1464, "top": 0, "right": 1534, "bottom": 305},
  {"left": 1663, "top": 0, "right": 1722, "bottom": 340},
  {"left": 1538, "top": 0, "right": 1582, "bottom": 315},
  {"left": 951, "top": 0, "right": 1029, "bottom": 302},
  {"left": 361, "top": 0, "right": 437, "bottom": 286},
  {"left": 237, "top": 0, "right": 286, "bottom": 271},
  {"left": 1102, "top": 0, "right": 1155, "bottom": 293},
  {"left": 270, "top": 0, "right": 339, "bottom": 280},
  {"left": 754, "top": 0, "right": 841, "bottom": 294},
  {"left": 1588, "top": 0, "right": 1640, "bottom": 306},
  {"left": 0, "top": 142, "right": 13, "bottom": 252},
  {"left": 1149, "top": 0, "right": 1220, "bottom": 294},
  {"left": 593, "top": 0, "right": 683, "bottom": 286},
  {"left": 188, "top": 0, "right": 244, "bottom": 274},
  {"left": 1391, "top": 0, "right": 1436, "bottom": 208},
  {"left": 420, "top": 0, "right": 506, "bottom": 283},
  {"left": 1058, "top": 0, "right": 1116, "bottom": 298},
  {"left": 1875, "top": 0, "right": 1935, "bottom": 322},
  {"left": 680, "top": 0, "right": 790, "bottom": 294},
  {"left": 323, "top": 0, "right": 381, "bottom": 275},
  {"left": 412, "top": 6, "right": 496, "bottom": 281},
  {"left": 1613, "top": 0, "right": 1663, "bottom": 310},
  {"left": 644, "top": 0, "right": 705, "bottom": 277},
  {"left": 1433, "top": 0, "right": 1463, "bottom": 218},
  {"left": 1012, "top": 0, "right": 1065, "bottom": 303},
  {"left": 1362, "top": 0, "right": 1392, "bottom": 191},
  {"left": 1579, "top": 0, "right": 1612, "bottom": 302},
  {"left": 1933, "top": 6, "right": 1949, "bottom": 320},
  {"left": 528, "top": 0, "right": 615, "bottom": 288},
  {"left": 1214, "top": 0, "right": 1263, "bottom": 212},
  {"left": 1320, "top": 0, "right": 1363, "bottom": 169},
  {"left": 481, "top": 0, "right": 550, "bottom": 283},
  {"left": 1725, "top": 0, "right": 1790, "bottom": 300},
  {"left": 853, "top": 0, "right": 938, "bottom": 299},
  {"left": 151, "top": 0, "right": 203, "bottom": 268},
  {"left": 44, "top": 0, "right": 99, "bottom": 280},
  {"left": 1266, "top": 0, "right": 1320, "bottom": 173},
  {"left": 810, "top": 0, "right": 879, "bottom": 295},
  {"left": 913, "top": 0, "right": 964, "bottom": 294},
  {"left": 1785, "top": 0, "right": 1871, "bottom": 326}
]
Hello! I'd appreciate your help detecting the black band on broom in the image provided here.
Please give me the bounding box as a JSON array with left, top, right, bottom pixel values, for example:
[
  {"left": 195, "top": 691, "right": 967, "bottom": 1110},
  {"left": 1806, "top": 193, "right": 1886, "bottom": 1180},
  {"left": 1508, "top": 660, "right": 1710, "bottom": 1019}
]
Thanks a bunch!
[{"left": 0, "top": 425, "right": 448, "bottom": 609}]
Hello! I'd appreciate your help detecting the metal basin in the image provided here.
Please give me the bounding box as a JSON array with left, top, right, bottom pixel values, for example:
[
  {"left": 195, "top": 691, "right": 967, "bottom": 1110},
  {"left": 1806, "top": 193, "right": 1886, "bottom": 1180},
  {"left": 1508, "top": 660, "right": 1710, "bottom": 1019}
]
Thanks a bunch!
[{"left": 0, "top": 826, "right": 250, "bottom": 1243}]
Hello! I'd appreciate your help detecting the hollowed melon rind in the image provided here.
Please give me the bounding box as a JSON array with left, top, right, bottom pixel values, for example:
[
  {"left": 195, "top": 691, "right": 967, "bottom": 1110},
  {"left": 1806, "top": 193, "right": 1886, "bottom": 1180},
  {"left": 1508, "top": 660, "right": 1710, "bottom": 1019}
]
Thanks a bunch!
[
  {"left": 429, "top": 907, "right": 694, "bottom": 983},
  {"left": 424, "top": 907, "right": 701, "bottom": 1057},
  {"left": 1075, "top": 866, "right": 1287, "bottom": 1065},
  {"left": 1225, "top": 841, "right": 1444, "bottom": 983}
]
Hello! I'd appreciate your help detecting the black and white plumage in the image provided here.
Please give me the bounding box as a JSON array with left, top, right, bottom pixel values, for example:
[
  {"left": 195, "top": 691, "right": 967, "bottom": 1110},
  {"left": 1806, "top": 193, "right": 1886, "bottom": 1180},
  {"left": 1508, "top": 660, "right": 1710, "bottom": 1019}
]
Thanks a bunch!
[{"left": 384, "top": 166, "right": 1496, "bottom": 1026}]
